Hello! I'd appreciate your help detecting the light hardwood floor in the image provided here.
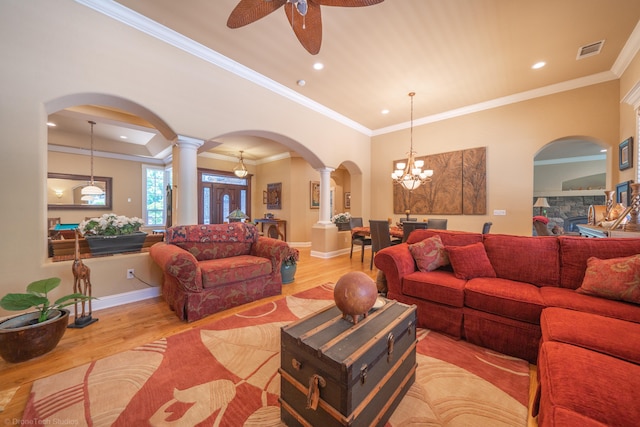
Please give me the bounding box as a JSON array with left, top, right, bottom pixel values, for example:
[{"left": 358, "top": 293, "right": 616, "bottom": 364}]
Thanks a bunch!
[{"left": 1, "top": 247, "right": 538, "bottom": 426}]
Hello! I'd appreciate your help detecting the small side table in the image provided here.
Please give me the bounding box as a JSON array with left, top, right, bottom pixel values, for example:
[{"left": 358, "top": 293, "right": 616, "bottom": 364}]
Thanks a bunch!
[{"left": 255, "top": 219, "right": 286, "bottom": 241}]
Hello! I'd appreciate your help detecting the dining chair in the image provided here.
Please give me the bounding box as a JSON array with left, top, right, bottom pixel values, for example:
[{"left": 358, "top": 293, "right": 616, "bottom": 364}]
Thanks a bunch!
[
  {"left": 369, "top": 220, "right": 401, "bottom": 270},
  {"left": 427, "top": 218, "right": 448, "bottom": 230},
  {"left": 482, "top": 222, "right": 493, "bottom": 234},
  {"left": 399, "top": 217, "right": 417, "bottom": 223},
  {"left": 349, "top": 217, "right": 371, "bottom": 262},
  {"left": 402, "top": 221, "right": 428, "bottom": 242}
]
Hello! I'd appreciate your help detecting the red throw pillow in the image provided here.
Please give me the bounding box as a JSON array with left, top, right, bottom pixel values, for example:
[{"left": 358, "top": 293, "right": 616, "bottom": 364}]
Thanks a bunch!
[
  {"left": 446, "top": 242, "right": 497, "bottom": 280},
  {"left": 577, "top": 255, "right": 640, "bottom": 305},
  {"left": 408, "top": 235, "right": 449, "bottom": 272}
]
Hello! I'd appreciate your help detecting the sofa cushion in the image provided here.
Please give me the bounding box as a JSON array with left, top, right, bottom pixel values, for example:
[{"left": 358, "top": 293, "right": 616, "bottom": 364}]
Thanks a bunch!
[
  {"left": 577, "top": 254, "right": 640, "bottom": 304},
  {"left": 540, "top": 307, "right": 640, "bottom": 365},
  {"left": 446, "top": 242, "right": 496, "bottom": 280},
  {"left": 537, "top": 341, "right": 640, "bottom": 427},
  {"left": 463, "top": 307, "right": 541, "bottom": 364},
  {"left": 483, "top": 234, "right": 560, "bottom": 287},
  {"left": 558, "top": 235, "right": 640, "bottom": 289},
  {"left": 200, "top": 255, "right": 272, "bottom": 288},
  {"left": 167, "top": 223, "right": 258, "bottom": 261},
  {"left": 540, "top": 286, "right": 640, "bottom": 324},
  {"left": 406, "top": 229, "right": 483, "bottom": 246},
  {"left": 402, "top": 270, "right": 466, "bottom": 307},
  {"left": 465, "top": 277, "right": 544, "bottom": 323},
  {"left": 408, "top": 235, "right": 449, "bottom": 272}
]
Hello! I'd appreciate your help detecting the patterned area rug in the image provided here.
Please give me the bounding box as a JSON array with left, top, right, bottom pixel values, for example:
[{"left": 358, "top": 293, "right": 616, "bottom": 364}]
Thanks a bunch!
[{"left": 23, "top": 284, "right": 529, "bottom": 426}]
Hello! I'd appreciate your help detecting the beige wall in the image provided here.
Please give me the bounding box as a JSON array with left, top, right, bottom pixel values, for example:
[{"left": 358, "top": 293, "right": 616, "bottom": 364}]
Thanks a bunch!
[
  {"left": 372, "top": 81, "right": 621, "bottom": 236},
  {"left": 47, "top": 152, "right": 147, "bottom": 224}
]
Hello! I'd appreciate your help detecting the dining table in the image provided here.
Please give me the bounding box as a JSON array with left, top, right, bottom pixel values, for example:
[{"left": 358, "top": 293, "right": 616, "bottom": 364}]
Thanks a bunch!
[{"left": 351, "top": 226, "right": 404, "bottom": 239}]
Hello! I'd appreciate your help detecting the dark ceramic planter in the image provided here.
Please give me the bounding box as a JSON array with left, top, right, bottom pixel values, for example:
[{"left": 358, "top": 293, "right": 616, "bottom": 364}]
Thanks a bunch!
[
  {"left": 0, "top": 309, "right": 69, "bottom": 363},
  {"left": 336, "top": 222, "right": 350, "bottom": 231},
  {"left": 281, "top": 263, "right": 297, "bottom": 284},
  {"left": 85, "top": 232, "right": 147, "bottom": 255}
]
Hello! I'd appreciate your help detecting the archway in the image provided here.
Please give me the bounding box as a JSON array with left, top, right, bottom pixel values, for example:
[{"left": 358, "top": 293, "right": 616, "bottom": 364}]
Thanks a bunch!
[{"left": 533, "top": 136, "right": 607, "bottom": 233}]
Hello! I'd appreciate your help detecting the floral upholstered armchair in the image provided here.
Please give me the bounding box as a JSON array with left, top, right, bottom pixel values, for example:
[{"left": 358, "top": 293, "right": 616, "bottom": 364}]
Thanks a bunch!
[{"left": 150, "top": 222, "right": 289, "bottom": 321}]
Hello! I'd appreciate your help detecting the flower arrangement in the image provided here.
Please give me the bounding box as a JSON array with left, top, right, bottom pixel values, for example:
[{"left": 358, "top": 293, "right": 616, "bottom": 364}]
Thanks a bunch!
[
  {"left": 283, "top": 246, "right": 299, "bottom": 266},
  {"left": 331, "top": 212, "right": 352, "bottom": 224},
  {"left": 79, "top": 213, "right": 144, "bottom": 236}
]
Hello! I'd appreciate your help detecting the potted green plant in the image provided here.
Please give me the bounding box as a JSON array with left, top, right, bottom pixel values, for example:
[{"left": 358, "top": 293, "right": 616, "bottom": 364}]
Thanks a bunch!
[
  {"left": 281, "top": 246, "right": 299, "bottom": 284},
  {"left": 79, "top": 213, "right": 147, "bottom": 255},
  {"left": 0, "top": 277, "right": 94, "bottom": 363}
]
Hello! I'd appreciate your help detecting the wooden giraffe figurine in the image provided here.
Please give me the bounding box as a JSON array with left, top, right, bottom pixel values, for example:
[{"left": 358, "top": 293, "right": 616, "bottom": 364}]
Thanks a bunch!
[{"left": 72, "top": 229, "right": 93, "bottom": 321}]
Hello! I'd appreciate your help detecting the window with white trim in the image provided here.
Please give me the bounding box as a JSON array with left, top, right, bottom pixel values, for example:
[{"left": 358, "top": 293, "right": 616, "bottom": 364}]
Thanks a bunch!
[{"left": 143, "top": 165, "right": 171, "bottom": 227}]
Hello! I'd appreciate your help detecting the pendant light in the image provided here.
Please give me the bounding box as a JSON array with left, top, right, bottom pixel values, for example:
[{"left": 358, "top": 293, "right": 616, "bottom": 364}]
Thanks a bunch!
[
  {"left": 391, "top": 92, "right": 433, "bottom": 191},
  {"left": 233, "top": 150, "right": 249, "bottom": 178},
  {"left": 81, "top": 120, "right": 104, "bottom": 195}
]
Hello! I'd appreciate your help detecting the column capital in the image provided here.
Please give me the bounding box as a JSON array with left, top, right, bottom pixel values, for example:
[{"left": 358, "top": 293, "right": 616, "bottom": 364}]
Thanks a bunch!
[
  {"left": 175, "top": 135, "right": 204, "bottom": 150},
  {"left": 316, "top": 167, "right": 335, "bottom": 174}
]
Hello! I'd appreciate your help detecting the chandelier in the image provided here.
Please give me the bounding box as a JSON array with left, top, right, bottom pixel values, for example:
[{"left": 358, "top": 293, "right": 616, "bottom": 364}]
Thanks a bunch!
[
  {"left": 391, "top": 92, "right": 433, "bottom": 191},
  {"left": 81, "top": 121, "right": 104, "bottom": 196},
  {"left": 233, "top": 150, "right": 249, "bottom": 178}
]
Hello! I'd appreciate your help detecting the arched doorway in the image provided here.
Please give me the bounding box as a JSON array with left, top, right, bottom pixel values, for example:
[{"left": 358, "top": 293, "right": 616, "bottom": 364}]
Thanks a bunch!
[{"left": 533, "top": 136, "right": 607, "bottom": 233}]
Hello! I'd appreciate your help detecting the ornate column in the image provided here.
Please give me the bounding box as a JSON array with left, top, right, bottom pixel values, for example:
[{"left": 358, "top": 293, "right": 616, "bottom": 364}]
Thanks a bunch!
[{"left": 174, "top": 136, "right": 203, "bottom": 225}]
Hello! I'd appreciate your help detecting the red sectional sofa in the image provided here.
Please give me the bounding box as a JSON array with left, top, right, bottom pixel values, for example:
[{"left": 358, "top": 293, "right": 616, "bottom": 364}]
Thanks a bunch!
[
  {"left": 374, "top": 229, "right": 640, "bottom": 425},
  {"left": 150, "top": 223, "right": 289, "bottom": 322}
]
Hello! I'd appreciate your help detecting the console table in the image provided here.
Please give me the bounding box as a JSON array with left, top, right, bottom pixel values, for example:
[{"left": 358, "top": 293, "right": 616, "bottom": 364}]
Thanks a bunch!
[
  {"left": 576, "top": 224, "right": 640, "bottom": 238},
  {"left": 254, "top": 219, "right": 286, "bottom": 241}
]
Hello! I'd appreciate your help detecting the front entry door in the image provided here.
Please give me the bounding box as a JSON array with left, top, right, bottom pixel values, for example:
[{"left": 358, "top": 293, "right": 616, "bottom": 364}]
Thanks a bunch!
[{"left": 198, "top": 170, "right": 250, "bottom": 224}]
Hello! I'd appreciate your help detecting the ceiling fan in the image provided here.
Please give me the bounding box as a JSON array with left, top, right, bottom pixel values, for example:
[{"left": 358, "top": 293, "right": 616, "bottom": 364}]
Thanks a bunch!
[{"left": 227, "top": 0, "right": 384, "bottom": 55}]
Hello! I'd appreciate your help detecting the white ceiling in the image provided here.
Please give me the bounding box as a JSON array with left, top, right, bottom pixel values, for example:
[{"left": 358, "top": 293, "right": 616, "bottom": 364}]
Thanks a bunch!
[{"left": 48, "top": 0, "right": 640, "bottom": 162}]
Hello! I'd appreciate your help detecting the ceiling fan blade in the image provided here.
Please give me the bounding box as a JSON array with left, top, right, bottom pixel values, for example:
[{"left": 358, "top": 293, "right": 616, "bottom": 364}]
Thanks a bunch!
[
  {"left": 286, "top": 1, "right": 322, "bottom": 54},
  {"left": 315, "top": 0, "right": 384, "bottom": 6},
  {"left": 227, "top": 0, "right": 287, "bottom": 28}
]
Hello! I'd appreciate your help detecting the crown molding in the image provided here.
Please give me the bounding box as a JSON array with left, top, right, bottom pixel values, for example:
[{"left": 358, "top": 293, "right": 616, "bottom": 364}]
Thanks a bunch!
[
  {"left": 74, "top": 0, "right": 371, "bottom": 136},
  {"left": 48, "top": 144, "right": 166, "bottom": 165},
  {"left": 374, "top": 71, "right": 617, "bottom": 136}
]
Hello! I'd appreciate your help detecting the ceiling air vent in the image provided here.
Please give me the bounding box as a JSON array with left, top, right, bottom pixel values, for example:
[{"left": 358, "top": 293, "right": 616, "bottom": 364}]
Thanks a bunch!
[{"left": 577, "top": 40, "right": 605, "bottom": 60}]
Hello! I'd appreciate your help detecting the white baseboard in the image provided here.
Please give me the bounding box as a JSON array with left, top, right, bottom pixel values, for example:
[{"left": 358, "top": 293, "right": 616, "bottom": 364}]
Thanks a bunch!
[{"left": 92, "top": 286, "right": 161, "bottom": 312}]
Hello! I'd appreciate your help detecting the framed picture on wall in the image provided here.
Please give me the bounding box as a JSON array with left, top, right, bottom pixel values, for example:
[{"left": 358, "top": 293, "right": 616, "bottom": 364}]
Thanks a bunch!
[
  {"left": 267, "top": 183, "right": 281, "bottom": 209},
  {"left": 619, "top": 137, "right": 633, "bottom": 170},
  {"left": 310, "top": 181, "right": 320, "bottom": 209},
  {"left": 616, "top": 180, "right": 633, "bottom": 207},
  {"left": 344, "top": 192, "right": 351, "bottom": 209}
]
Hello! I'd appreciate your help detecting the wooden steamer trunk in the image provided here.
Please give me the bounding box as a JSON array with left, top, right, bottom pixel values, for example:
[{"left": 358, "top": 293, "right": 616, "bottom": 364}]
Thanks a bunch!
[{"left": 279, "top": 299, "right": 417, "bottom": 427}]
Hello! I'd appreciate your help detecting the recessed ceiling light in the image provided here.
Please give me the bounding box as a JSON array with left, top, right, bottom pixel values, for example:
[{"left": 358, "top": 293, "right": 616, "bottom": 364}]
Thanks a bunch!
[
  {"left": 381, "top": 109, "right": 390, "bottom": 115},
  {"left": 600, "top": 149, "right": 607, "bottom": 152},
  {"left": 46, "top": 122, "right": 56, "bottom": 127},
  {"left": 120, "top": 136, "right": 127, "bottom": 139},
  {"left": 313, "top": 62, "right": 324, "bottom": 70},
  {"left": 532, "top": 61, "right": 546, "bottom": 69},
  {"left": 297, "top": 79, "right": 306, "bottom": 86}
]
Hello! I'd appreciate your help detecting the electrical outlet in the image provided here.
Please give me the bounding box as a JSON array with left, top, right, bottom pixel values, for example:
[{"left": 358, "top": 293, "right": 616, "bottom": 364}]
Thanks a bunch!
[
  {"left": 493, "top": 209, "right": 507, "bottom": 216},
  {"left": 127, "top": 269, "right": 135, "bottom": 279}
]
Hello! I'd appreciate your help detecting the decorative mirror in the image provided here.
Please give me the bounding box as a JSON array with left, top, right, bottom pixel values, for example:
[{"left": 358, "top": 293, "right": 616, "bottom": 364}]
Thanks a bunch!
[{"left": 47, "top": 172, "right": 112, "bottom": 210}]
